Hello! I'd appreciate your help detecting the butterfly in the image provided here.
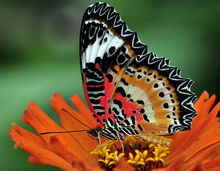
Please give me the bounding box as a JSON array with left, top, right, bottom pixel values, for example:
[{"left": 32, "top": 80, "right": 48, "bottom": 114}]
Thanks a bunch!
[{"left": 80, "top": 2, "right": 197, "bottom": 142}]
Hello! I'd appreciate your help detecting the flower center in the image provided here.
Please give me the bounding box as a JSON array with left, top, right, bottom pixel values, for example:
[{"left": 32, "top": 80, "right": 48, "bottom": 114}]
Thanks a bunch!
[{"left": 90, "top": 136, "right": 171, "bottom": 170}]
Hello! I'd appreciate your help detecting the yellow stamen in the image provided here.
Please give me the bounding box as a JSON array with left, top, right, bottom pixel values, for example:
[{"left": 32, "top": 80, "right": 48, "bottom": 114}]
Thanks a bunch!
[{"left": 91, "top": 136, "right": 170, "bottom": 170}]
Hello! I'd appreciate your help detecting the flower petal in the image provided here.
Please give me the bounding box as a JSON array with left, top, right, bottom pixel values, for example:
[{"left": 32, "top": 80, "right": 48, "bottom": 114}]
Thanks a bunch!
[
  {"left": 51, "top": 93, "right": 98, "bottom": 162},
  {"left": 167, "top": 93, "right": 219, "bottom": 163},
  {"left": 10, "top": 123, "right": 45, "bottom": 148},
  {"left": 71, "top": 94, "right": 98, "bottom": 128},
  {"left": 10, "top": 128, "right": 73, "bottom": 171},
  {"left": 28, "top": 156, "right": 45, "bottom": 165}
]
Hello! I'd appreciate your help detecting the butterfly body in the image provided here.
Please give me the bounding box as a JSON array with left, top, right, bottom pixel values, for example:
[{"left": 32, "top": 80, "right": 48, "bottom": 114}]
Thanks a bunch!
[{"left": 80, "top": 2, "right": 196, "bottom": 141}]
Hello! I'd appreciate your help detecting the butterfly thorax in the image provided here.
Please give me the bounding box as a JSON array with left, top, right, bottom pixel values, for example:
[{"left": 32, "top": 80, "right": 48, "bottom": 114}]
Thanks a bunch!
[{"left": 87, "top": 126, "right": 103, "bottom": 139}]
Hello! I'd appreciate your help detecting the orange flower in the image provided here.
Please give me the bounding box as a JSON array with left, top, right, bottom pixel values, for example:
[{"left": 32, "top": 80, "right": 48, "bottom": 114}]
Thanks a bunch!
[{"left": 9, "top": 91, "right": 220, "bottom": 171}]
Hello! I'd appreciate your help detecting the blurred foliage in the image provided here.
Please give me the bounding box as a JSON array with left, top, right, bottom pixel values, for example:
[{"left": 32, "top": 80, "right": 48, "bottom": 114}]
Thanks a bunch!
[{"left": 0, "top": 0, "right": 219, "bottom": 170}]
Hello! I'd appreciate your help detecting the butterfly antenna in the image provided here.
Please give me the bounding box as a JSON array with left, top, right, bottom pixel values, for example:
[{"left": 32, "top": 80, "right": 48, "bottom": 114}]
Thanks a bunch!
[
  {"left": 61, "top": 108, "right": 92, "bottom": 130},
  {"left": 40, "top": 130, "right": 89, "bottom": 135}
]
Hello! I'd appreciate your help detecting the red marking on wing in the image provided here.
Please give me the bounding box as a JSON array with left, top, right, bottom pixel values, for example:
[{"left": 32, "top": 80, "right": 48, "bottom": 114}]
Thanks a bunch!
[
  {"left": 104, "top": 76, "right": 116, "bottom": 116},
  {"left": 112, "top": 92, "right": 144, "bottom": 124}
]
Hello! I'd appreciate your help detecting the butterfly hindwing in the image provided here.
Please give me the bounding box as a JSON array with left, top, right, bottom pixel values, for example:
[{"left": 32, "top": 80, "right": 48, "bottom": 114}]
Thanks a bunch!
[{"left": 109, "top": 53, "right": 197, "bottom": 136}]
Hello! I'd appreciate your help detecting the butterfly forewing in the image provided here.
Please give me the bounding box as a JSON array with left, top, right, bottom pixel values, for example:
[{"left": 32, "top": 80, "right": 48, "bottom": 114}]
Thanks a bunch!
[
  {"left": 80, "top": 2, "right": 196, "bottom": 138},
  {"left": 80, "top": 3, "right": 138, "bottom": 128}
]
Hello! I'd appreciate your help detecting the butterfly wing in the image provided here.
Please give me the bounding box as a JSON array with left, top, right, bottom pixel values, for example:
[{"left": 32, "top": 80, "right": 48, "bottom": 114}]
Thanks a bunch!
[
  {"left": 80, "top": 2, "right": 139, "bottom": 128},
  {"left": 109, "top": 53, "right": 197, "bottom": 136},
  {"left": 79, "top": 3, "right": 198, "bottom": 136},
  {"left": 80, "top": 2, "right": 196, "bottom": 137}
]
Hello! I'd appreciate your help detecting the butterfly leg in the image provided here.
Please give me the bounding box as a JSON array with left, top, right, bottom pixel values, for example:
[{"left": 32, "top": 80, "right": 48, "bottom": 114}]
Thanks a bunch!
[
  {"left": 116, "top": 131, "right": 124, "bottom": 153},
  {"left": 97, "top": 131, "right": 102, "bottom": 151}
]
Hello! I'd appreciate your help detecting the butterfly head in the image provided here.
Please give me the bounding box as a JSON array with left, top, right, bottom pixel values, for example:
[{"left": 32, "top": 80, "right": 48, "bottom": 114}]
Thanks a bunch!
[{"left": 87, "top": 126, "right": 103, "bottom": 139}]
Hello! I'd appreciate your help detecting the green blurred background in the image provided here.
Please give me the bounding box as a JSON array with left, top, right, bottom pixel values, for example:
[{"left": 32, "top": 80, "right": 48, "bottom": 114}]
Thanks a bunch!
[{"left": 1, "top": 0, "right": 219, "bottom": 170}]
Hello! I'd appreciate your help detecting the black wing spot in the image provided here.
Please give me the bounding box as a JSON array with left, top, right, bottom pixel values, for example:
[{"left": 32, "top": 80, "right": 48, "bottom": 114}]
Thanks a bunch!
[
  {"left": 113, "top": 99, "right": 122, "bottom": 108},
  {"left": 159, "top": 92, "right": 165, "bottom": 98},
  {"left": 108, "top": 108, "right": 112, "bottom": 114},
  {"left": 137, "top": 125, "right": 143, "bottom": 131},
  {"left": 98, "top": 29, "right": 104, "bottom": 38},
  {"left": 106, "top": 73, "right": 113, "bottom": 83},
  {"left": 137, "top": 100, "right": 144, "bottom": 105},
  {"left": 117, "top": 54, "right": 126, "bottom": 64},
  {"left": 154, "top": 83, "right": 159, "bottom": 88},
  {"left": 143, "top": 114, "right": 149, "bottom": 122},
  {"left": 166, "top": 87, "right": 171, "bottom": 91},
  {"left": 112, "top": 107, "right": 119, "bottom": 115},
  {"left": 109, "top": 46, "right": 116, "bottom": 55},
  {"left": 124, "top": 120, "right": 130, "bottom": 125},
  {"left": 140, "top": 108, "right": 145, "bottom": 113},
  {"left": 130, "top": 115, "right": 136, "bottom": 125},
  {"left": 163, "top": 103, "right": 169, "bottom": 109},
  {"left": 121, "top": 78, "right": 129, "bottom": 86},
  {"left": 137, "top": 75, "right": 142, "bottom": 79},
  {"left": 116, "top": 87, "right": 126, "bottom": 97}
]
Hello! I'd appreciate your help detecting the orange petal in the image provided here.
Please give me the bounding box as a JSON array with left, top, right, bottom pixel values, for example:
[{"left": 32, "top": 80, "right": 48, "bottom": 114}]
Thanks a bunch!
[
  {"left": 201, "top": 155, "right": 220, "bottom": 169},
  {"left": 193, "top": 91, "right": 209, "bottom": 112},
  {"left": 23, "top": 101, "right": 97, "bottom": 167},
  {"left": 51, "top": 93, "right": 98, "bottom": 167},
  {"left": 11, "top": 123, "right": 46, "bottom": 148},
  {"left": 28, "top": 156, "right": 45, "bottom": 165},
  {"left": 48, "top": 134, "right": 79, "bottom": 164},
  {"left": 167, "top": 92, "right": 219, "bottom": 164},
  {"left": 10, "top": 128, "right": 73, "bottom": 171},
  {"left": 167, "top": 91, "right": 209, "bottom": 150},
  {"left": 22, "top": 102, "right": 66, "bottom": 144},
  {"left": 71, "top": 94, "right": 98, "bottom": 129}
]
